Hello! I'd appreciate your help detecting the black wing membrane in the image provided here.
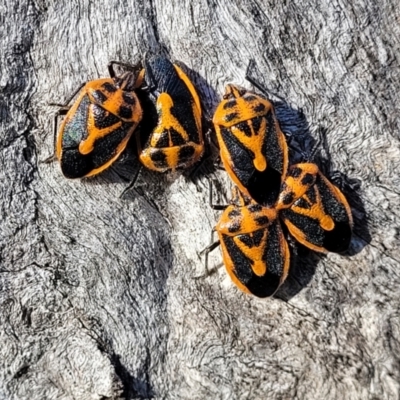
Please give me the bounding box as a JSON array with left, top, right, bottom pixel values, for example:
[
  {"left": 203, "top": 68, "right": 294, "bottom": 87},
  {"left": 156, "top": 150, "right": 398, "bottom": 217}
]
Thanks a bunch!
[
  {"left": 315, "top": 174, "right": 352, "bottom": 252},
  {"left": 144, "top": 56, "right": 182, "bottom": 95}
]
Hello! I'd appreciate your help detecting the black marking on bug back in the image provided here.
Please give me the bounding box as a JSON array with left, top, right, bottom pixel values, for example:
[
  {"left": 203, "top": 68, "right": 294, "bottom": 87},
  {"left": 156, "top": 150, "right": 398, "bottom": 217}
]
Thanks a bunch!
[
  {"left": 305, "top": 185, "right": 317, "bottom": 204},
  {"left": 102, "top": 82, "right": 117, "bottom": 93},
  {"left": 228, "top": 220, "right": 241, "bottom": 233},
  {"left": 261, "top": 109, "right": 285, "bottom": 174},
  {"left": 223, "top": 99, "right": 237, "bottom": 109},
  {"left": 118, "top": 105, "right": 133, "bottom": 120},
  {"left": 62, "top": 95, "right": 90, "bottom": 151},
  {"left": 282, "top": 205, "right": 350, "bottom": 252},
  {"left": 296, "top": 197, "right": 311, "bottom": 210},
  {"left": 235, "top": 121, "right": 252, "bottom": 137},
  {"left": 302, "top": 173, "right": 315, "bottom": 186},
  {"left": 122, "top": 91, "right": 136, "bottom": 105},
  {"left": 90, "top": 121, "right": 133, "bottom": 170},
  {"left": 222, "top": 233, "right": 281, "bottom": 298},
  {"left": 91, "top": 89, "right": 108, "bottom": 104},
  {"left": 282, "top": 191, "right": 295, "bottom": 206},
  {"left": 237, "top": 229, "right": 264, "bottom": 248},
  {"left": 170, "top": 128, "right": 186, "bottom": 146},
  {"left": 154, "top": 131, "right": 170, "bottom": 148},
  {"left": 289, "top": 167, "right": 302, "bottom": 178},
  {"left": 244, "top": 94, "right": 257, "bottom": 102},
  {"left": 92, "top": 104, "right": 121, "bottom": 129},
  {"left": 60, "top": 149, "right": 93, "bottom": 178},
  {"left": 251, "top": 116, "right": 262, "bottom": 133},
  {"left": 255, "top": 215, "right": 269, "bottom": 226},
  {"left": 238, "top": 233, "right": 253, "bottom": 247},
  {"left": 253, "top": 103, "right": 266, "bottom": 113},
  {"left": 323, "top": 220, "right": 352, "bottom": 253},
  {"left": 178, "top": 145, "right": 195, "bottom": 165},
  {"left": 228, "top": 208, "right": 241, "bottom": 219},
  {"left": 248, "top": 203, "right": 262, "bottom": 213},
  {"left": 150, "top": 149, "right": 168, "bottom": 169},
  {"left": 247, "top": 167, "right": 282, "bottom": 207},
  {"left": 225, "top": 112, "right": 238, "bottom": 123},
  {"left": 144, "top": 56, "right": 200, "bottom": 144},
  {"left": 317, "top": 174, "right": 349, "bottom": 222},
  {"left": 252, "top": 229, "right": 264, "bottom": 246}
]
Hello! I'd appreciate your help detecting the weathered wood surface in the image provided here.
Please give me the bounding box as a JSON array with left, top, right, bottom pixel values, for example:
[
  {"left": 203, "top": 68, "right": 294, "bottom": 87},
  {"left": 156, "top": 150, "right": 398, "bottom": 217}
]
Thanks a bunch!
[{"left": 1, "top": 0, "right": 399, "bottom": 398}]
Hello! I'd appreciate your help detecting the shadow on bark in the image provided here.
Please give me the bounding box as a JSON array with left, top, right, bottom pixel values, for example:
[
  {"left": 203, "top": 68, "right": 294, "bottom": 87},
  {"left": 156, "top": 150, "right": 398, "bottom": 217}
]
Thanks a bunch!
[{"left": 270, "top": 99, "right": 371, "bottom": 300}]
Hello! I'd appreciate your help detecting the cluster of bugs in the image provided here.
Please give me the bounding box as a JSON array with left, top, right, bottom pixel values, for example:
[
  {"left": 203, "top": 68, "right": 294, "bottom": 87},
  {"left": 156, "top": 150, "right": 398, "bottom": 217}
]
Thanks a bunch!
[
  {"left": 50, "top": 54, "right": 353, "bottom": 298},
  {"left": 53, "top": 55, "right": 203, "bottom": 182},
  {"left": 204, "top": 83, "right": 353, "bottom": 297}
]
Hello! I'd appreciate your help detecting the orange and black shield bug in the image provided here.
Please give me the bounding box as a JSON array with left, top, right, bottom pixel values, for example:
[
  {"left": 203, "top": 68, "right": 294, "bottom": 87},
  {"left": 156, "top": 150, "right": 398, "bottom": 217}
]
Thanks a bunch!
[
  {"left": 212, "top": 85, "right": 289, "bottom": 206},
  {"left": 277, "top": 163, "right": 353, "bottom": 253},
  {"left": 203, "top": 185, "right": 290, "bottom": 298},
  {"left": 55, "top": 63, "right": 143, "bottom": 179},
  {"left": 136, "top": 55, "right": 204, "bottom": 172}
]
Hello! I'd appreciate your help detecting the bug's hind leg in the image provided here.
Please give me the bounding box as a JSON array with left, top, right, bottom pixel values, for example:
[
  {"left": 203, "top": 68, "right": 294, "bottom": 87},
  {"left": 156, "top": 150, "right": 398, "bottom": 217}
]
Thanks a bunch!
[
  {"left": 41, "top": 108, "right": 69, "bottom": 164},
  {"left": 195, "top": 228, "right": 222, "bottom": 279}
]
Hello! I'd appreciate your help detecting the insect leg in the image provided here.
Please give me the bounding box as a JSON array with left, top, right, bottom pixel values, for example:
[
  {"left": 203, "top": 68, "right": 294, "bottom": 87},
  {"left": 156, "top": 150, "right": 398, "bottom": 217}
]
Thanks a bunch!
[
  {"left": 195, "top": 228, "right": 221, "bottom": 278},
  {"left": 119, "top": 166, "right": 142, "bottom": 198},
  {"left": 108, "top": 61, "right": 142, "bottom": 78},
  {"left": 208, "top": 179, "right": 228, "bottom": 210},
  {"left": 49, "top": 82, "right": 86, "bottom": 108},
  {"left": 41, "top": 108, "right": 69, "bottom": 164},
  {"left": 203, "top": 239, "right": 221, "bottom": 275},
  {"left": 245, "top": 60, "right": 286, "bottom": 102}
]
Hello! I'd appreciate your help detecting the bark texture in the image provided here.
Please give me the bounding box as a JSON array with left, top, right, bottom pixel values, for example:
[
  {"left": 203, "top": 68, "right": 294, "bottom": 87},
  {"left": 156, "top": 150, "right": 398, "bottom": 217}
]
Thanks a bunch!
[{"left": 1, "top": 0, "right": 399, "bottom": 399}]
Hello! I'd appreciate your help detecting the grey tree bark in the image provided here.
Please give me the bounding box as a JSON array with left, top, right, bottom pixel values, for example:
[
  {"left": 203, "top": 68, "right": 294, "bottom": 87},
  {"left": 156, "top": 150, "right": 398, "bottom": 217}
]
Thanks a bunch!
[{"left": 1, "top": 0, "right": 399, "bottom": 399}]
